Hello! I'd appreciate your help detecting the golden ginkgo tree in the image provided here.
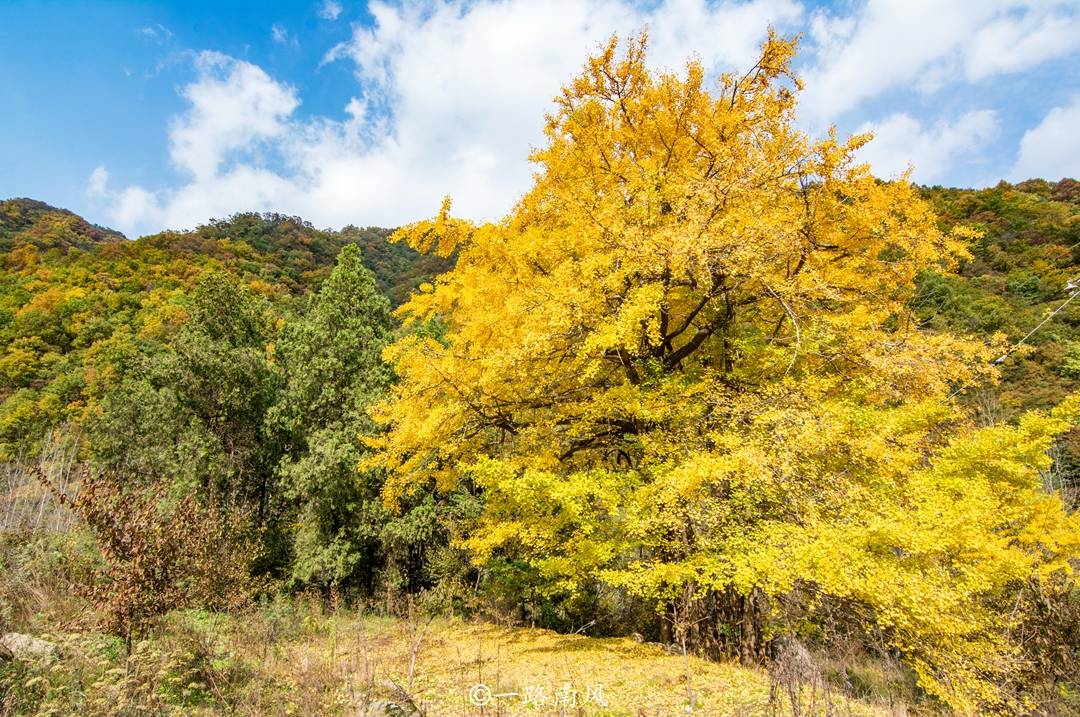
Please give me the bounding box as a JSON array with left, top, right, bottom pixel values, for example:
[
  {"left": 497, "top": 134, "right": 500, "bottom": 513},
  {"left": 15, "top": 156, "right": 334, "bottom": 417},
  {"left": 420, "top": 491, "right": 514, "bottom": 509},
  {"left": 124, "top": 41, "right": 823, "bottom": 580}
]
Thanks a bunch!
[{"left": 370, "top": 32, "right": 1080, "bottom": 712}]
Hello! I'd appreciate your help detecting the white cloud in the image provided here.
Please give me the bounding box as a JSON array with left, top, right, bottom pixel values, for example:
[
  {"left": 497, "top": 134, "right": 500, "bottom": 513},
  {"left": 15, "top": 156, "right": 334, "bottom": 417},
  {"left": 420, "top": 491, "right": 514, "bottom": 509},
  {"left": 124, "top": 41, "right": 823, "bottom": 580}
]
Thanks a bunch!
[
  {"left": 135, "top": 23, "right": 174, "bottom": 45},
  {"left": 271, "top": 24, "right": 289, "bottom": 44},
  {"left": 94, "top": 52, "right": 299, "bottom": 232},
  {"left": 87, "top": 166, "right": 110, "bottom": 198},
  {"left": 799, "top": 0, "right": 1080, "bottom": 127},
  {"left": 855, "top": 110, "right": 1001, "bottom": 183},
  {"left": 318, "top": 1, "right": 343, "bottom": 21},
  {"left": 169, "top": 52, "right": 298, "bottom": 180},
  {"left": 110, "top": 186, "right": 163, "bottom": 233},
  {"left": 98, "top": 0, "right": 1080, "bottom": 237},
  {"left": 966, "top": 8, "right": 1080, "bottom": 81},
  {"left": 1011, "top": 97, "right": 1080, "bottom": 181},
  {"left": 100, "top": 0, "right": 803, "bottom": 236}
]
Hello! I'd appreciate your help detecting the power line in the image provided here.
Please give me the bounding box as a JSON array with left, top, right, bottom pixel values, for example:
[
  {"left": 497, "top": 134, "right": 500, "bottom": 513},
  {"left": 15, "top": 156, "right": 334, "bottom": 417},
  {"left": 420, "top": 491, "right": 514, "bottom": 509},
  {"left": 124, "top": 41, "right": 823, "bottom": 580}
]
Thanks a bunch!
[{"left": 949, "top": 279, "right": 1080, "bottom": 400}]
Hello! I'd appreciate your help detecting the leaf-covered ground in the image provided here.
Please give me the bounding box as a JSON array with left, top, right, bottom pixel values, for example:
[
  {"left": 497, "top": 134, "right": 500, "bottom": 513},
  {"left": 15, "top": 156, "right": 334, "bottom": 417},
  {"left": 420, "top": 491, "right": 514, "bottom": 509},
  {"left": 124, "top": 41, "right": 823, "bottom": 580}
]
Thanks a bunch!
[{"left": 1, "top": 607, "right": 900, "bottom": 716}]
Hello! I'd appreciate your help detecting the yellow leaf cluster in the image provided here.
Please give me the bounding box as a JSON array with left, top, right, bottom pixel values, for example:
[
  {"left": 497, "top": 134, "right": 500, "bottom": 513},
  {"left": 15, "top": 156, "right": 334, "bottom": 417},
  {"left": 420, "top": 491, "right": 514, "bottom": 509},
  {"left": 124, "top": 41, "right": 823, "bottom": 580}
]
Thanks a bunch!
[{"left": 369, "top": 32, "right": 1076, "bottom": 712}]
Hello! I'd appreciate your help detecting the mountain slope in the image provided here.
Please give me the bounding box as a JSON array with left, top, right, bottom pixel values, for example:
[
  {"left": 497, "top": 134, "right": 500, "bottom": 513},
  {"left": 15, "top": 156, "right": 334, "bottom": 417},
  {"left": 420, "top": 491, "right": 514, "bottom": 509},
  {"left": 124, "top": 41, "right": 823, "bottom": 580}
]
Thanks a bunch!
[
  {"left": 0, "top": 201, "right": 451, "bottom": 457},
  {"left": 0, "top": 198, "right": 126, "bottom": 252},
  {"left": 918, "top": 179, "right": 1080, "bottom": 416}
]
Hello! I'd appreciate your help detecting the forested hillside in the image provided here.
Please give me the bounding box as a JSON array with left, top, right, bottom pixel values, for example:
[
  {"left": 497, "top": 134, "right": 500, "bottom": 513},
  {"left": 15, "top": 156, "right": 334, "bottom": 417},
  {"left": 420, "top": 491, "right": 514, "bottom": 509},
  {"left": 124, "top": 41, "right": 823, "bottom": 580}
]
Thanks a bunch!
[
  {"left": 0, "top": 198, "right": 125, "bottom": 252},
  {"left": 916, "top": 180, "right": 1080, "bottom": 498},
  {"left": 7, "top": 180, "right": 1077, "bottom": 469},
  {"left": 11, "top": 177, "right": 1075, "bottom": 446},
  {"left": 920, "top": 179, "right": 1080, "bottom": 416},
  {"left": 0, "top": 200, "right": 450, "bottom": 457}
]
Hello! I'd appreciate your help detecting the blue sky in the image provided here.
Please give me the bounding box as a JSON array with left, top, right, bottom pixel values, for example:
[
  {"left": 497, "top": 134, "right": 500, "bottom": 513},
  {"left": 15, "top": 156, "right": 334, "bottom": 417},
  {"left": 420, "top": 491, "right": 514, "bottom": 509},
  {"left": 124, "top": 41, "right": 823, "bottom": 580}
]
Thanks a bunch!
[{"left": 2, "top": 0, "right": 1080, "bottom": 237}]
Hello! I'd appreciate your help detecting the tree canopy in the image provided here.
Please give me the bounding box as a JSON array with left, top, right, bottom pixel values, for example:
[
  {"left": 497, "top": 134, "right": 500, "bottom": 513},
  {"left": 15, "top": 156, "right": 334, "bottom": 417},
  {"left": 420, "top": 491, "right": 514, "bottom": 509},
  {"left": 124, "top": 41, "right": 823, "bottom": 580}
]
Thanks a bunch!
[{"left": 372, "top": 34, "right": 1080, "bottom": 712}]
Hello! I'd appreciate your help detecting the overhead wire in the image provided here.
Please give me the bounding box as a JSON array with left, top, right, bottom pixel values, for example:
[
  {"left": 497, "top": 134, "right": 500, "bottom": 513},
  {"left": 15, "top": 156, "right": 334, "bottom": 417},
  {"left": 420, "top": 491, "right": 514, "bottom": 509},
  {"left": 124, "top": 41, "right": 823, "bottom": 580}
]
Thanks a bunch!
[{"left": 949, "top": 277, "right": 1080, "bottom": 400}]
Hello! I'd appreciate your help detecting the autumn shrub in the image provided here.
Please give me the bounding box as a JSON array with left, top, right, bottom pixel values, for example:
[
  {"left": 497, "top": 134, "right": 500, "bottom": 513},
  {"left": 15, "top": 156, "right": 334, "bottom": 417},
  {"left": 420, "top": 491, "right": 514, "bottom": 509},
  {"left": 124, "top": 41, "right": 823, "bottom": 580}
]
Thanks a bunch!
[
  {"left": 1014, "top": 576, "right": 1080, "bottom": 715},
  {"left": 41, "top": 466, "right": 261, "bottom": 648}
]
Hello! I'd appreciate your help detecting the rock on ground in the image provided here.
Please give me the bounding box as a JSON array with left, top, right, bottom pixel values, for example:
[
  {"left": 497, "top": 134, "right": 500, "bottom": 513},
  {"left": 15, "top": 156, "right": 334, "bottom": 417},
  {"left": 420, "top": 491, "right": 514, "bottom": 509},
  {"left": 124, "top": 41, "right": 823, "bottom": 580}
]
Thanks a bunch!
[{"left": 0, "top": 633, "right": 60, "bottom": 662}]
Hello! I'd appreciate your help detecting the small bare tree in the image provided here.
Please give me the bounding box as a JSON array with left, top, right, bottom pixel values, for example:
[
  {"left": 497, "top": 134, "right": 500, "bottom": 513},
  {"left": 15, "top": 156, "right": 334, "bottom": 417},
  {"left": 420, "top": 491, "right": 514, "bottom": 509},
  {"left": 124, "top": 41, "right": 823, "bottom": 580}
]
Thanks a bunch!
[{"left": 38, "top": 465, "right": 260, "bottom": 651}]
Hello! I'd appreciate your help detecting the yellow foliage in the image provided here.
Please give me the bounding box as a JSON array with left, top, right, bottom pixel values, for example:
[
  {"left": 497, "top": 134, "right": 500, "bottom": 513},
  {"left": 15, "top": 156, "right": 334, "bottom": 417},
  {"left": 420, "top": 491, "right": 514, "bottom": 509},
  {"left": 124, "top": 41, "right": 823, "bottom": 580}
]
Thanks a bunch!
[
  {"left": 339, "top": 617, "right": 888, "bottom": 716},
  {"left": 370, "top": 32, "right": 1077, "bottom": 712}
]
